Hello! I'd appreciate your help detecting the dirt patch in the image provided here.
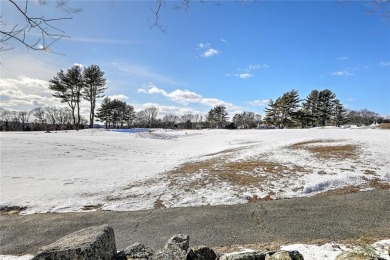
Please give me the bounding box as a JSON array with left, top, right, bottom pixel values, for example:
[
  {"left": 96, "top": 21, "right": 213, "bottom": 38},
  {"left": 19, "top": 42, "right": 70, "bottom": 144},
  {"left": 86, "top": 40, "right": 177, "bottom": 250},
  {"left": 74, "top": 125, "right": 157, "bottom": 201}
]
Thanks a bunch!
[
  {"left": 154, "top": 198, "right": 166, "bottom": 209},
  {"left": 289, "top": 139, "right": 360, "bottom": 160},
  {"left": 0, "top": 206, "right": 27, "bottom": 215}
]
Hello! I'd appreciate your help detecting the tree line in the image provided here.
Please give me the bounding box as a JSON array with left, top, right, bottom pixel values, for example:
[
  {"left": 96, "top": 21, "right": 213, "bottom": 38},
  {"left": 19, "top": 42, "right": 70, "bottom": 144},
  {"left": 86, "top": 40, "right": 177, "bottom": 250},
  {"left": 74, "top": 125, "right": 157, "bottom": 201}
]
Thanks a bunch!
[{"left": 1, "top": 64, "right": 388, "bottom": 132}]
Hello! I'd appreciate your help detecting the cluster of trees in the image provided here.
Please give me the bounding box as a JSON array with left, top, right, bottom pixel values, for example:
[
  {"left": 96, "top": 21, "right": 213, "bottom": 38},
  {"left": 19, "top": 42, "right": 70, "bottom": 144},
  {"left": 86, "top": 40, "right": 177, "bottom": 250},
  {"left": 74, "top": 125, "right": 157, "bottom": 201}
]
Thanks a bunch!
[
  {"left": 264, "top": 89, "right": 349, "bottom": 128},
  {"left": 0, "top": 107, "right": 87, "bottom": 131},
  {"left": 49, "top": 64, "right": 107, "bottom": 129},
  {"left": 95, "top": 97, "right": 135, "bottom": 129}
]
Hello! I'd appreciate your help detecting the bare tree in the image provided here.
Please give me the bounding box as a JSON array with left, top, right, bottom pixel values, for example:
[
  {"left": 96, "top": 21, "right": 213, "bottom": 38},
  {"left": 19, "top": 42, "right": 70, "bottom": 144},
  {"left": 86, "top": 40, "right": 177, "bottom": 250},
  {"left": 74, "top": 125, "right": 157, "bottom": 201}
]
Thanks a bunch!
[
  {"left": 141, "top": 106, "right": 159, "bottom": 127},
  {"left": 18, "top": 110, "right": 30, "bottom": 130},
  {"left": 0, "top": 0, "right": 80, "bottom": 51}
]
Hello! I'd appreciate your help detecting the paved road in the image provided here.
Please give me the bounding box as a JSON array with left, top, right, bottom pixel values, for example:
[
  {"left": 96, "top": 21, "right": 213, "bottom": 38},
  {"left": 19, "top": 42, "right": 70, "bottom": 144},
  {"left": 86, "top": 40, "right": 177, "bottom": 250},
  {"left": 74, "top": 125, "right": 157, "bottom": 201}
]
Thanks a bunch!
[{"left": 1, "top": 190, "right": 390, "bottom": 255}]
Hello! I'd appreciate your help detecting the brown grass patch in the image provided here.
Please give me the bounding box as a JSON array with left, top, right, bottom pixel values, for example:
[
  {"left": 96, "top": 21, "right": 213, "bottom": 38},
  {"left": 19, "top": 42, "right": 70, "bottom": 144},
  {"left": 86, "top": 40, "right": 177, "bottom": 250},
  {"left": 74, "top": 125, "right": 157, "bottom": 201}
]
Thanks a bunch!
[
  {"left": 167, "top": 152, "right": 307, "bottom": 190},
  {"left": 82, "top": 204, "right": 103, "bottom": 211},
  {"left": 379, "top": 123, "right": 390, "bottom": 129},
  {"left": 368, "top": 179, "right": 390, "bottom": 190},
  {"left": 290, "top": 139, "right": 360, "bottom": 160},
  {"left": 319, "top": 186, "right": 362, "bottom": 196},
  {"left": 0, "top": 206, "right": 27, "bottom": 215}
]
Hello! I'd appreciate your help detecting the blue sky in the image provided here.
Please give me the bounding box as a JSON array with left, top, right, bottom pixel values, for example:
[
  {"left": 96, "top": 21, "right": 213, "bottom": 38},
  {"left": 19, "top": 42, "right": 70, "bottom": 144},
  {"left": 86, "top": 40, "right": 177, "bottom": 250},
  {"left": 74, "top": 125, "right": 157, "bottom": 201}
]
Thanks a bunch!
[{"left": 1, "top": 0, "right": 389, "bottom": 118}]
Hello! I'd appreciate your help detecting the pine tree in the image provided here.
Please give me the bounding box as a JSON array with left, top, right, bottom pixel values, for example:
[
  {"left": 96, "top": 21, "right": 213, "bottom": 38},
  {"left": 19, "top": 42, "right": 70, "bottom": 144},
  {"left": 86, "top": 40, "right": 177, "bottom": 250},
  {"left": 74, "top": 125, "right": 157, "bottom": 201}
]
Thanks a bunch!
[
  {"left": 332, "top": 99, "right": 348, "bottom": 127},
  {"left": 318, "top": 89, "right": 336, "bottom": 126},
  {"left": 83, "top": 65, "right": 107, "bottom": 128},
  {"left": 303, "top": 90, "right": 320, "bottom": 127},
  {"left": 208, "top": 106, "right": 228, "bottom": 128},
  {"left": 49, "top": 65, "right": 84, "bottom": 129}
]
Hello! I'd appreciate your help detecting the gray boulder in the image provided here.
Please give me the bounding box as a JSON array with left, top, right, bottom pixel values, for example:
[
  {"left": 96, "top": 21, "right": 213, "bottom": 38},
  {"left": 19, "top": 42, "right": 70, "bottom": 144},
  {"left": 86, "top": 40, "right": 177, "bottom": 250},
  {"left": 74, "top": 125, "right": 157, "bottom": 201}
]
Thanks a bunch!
[
  {"left": 187, "top": 246, "right": 217, "bottom": 260},
  {"left": 124, "top": 242, "right": 155, "bottom": 259},
  {"left": 336, "top": 250, "right": 386, "bottom": 260},
  {"left": 266, "top": 251, "right": 304, "bottom": 260},
  {"left": 219, "top": 251, "right": 267, "bottom": 260},
  {"left": 151, "top": 234, "right": 189, "bottom": 260},
  {"left": 32, "top": 225, "right": 116, "bottom": 260}
]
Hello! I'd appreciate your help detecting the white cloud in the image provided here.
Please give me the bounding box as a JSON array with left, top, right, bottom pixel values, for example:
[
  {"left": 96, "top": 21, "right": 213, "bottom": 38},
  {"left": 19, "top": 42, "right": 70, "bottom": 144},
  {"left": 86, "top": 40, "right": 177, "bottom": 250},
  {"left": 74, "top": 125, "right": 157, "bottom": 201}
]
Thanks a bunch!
[
  {"left": 202, "top": 48, "right": 219, "bottom": 58},
  {"left": 137, "top": 83, "right": 240, "bottom": 110},
  {"left": 198, "top": 43, "right": 211, "bottom": 49},
  {"left": 198, "top": 42, "right": 220, "bottom": 58},
  {"left": 74, "top": 63, "right": 85, "bottom": 68},
  {"left": 247, "top": 99, "right": 270, "bottom": 106},
  {"left": 220, "top": 38, "right": 227, "bottom": 43},
  {"left": 331, "top": 70, "right": 354, "bottom": 77},
  {"left": 239, "top": 73, "right": 254, "bottom": 79},
  {"left": 379, "top": 61, "right": 390, "bottom": 67},
  {"left": 0, "top": 76, "right": 62, "bottom": 110},
  {"left": 108, "top": 94, "right": 129, "bottom": 100}
]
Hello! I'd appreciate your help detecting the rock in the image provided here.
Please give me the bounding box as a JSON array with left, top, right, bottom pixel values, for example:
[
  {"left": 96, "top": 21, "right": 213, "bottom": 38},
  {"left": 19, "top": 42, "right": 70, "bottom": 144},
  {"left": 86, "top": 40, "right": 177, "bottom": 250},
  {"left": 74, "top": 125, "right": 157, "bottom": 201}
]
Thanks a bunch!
[
  {"left": 32, "top": 224, "right": 116, "bottom": 260},
  {"left": 151, "top": 234, "right": 190, "bottom": 260},
  {"left": 116, "top": 251, "right": 126, "bottom": 260},
  {"left": 187, "top": 246, "right": 217, "bottom": 260},
  {"left": 219, "top": 251, "right": 267, "bottom": 260},
  {"left": 266, "top": 250, "right": 304, "bottom": 260},
  {"left": 164, "top": 234, "right": 189, "bottom": 251},
  {"left": 124, "top": 242, "right": 155, "bottom": 259},
  {"left": 335, "top": 250, "right": 386, "bottom": 260}
]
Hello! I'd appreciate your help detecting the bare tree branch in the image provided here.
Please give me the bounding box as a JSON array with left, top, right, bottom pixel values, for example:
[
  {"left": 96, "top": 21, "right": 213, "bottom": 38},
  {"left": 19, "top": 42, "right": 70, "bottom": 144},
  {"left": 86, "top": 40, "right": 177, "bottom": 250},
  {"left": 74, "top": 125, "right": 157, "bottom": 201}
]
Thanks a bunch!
[
  {"left": 0, "top": 0, "right": 80, "bottom": 52},
  {"left": 148, "top": 0, "right": 167, "bottom": 32}
]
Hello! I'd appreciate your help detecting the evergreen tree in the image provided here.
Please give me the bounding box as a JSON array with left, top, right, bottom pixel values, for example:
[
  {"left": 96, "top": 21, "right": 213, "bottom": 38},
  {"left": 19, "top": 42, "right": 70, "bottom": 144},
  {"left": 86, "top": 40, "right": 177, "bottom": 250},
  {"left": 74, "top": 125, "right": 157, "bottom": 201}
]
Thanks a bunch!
[
  {"left": 263, "top": 90, "right": 300, "bottom": 128},
  {"left": 208, "top": 106, "right": 228, "bottom": 128},
  {"left": 318, "top": 89, "right": 336, "bottom": 126},
  {"left": 49, "top": 65, "right": 84, "bottom": 129},
  {"left": 83, "top": 65, "right": 107, "bottom": 128},
  {"left": 302, "top": 90, "right": 320, "bottom": 127},
  {"left": 332, "top": 99, "right": 348, "bottom": 127}
]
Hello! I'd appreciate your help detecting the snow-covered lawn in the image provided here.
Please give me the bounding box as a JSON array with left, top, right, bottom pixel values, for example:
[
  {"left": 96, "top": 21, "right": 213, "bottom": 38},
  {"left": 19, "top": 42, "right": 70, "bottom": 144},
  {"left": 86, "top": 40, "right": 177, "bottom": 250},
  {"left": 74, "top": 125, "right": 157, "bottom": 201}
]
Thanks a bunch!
[{"left": 1, "top": 128, "right": 389, "bottom": 214}]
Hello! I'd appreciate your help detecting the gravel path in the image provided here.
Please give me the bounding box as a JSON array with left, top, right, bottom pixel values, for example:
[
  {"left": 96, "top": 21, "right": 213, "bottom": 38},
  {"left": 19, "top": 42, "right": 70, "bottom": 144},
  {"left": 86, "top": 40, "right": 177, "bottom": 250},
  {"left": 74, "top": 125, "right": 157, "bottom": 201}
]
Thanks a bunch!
[{"left": 1, "top": 190, "right": 389, "bottom": 256}]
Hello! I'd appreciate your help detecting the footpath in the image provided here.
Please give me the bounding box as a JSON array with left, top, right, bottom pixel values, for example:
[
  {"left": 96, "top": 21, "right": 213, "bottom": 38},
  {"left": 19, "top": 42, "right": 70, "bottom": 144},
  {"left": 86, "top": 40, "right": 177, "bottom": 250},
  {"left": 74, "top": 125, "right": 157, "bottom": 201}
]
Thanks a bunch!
[{"left": 1, "top": 190, "right": 389, "bottom": 256}]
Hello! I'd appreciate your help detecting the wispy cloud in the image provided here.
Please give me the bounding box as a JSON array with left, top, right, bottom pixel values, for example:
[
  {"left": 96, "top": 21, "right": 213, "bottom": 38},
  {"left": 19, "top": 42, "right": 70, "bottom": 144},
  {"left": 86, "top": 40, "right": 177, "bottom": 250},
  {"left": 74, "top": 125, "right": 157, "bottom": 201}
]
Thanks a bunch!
[
  {"left": 226, "top": 63, "right": 268, "bottom": 79},
  {"left": 247, "top": 64, "right": 269, "bottom": 70},
  {"left": 379, "top": 61, "right": 390, "bottom": 67},
  {"left": 220, "top": 38, "right": 227, "bottom": 43},
  {"left": 331, "top": 70, "right": 354, "bottom": 77},
  {"left": 64, "top": 36, "right": 141, "bottom": 45},
  {"left": 336, "top": 56, "right": 349, "bottom": 61},
  {"left": 198, "top": 42, "right": 220, "bottom": 58},
  {"left": 108, "top": 61, "right": 180, "bottom": 86},
  {"left": 137, "top": 83, "right": 240, "bottom": 110},
  {"left": 247, "top": 99, "right": 270, "bottom": 106}
]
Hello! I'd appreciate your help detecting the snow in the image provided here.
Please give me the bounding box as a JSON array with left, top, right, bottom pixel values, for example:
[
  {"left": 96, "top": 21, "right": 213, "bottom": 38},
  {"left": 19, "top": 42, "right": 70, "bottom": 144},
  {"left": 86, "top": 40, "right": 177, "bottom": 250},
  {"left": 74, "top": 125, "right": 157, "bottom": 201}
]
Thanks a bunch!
[
  {"left": 280, "top": 240, "right": 390, "bottom": 260},
  {"left": 0, "top": 128, "right": 389, "bottom": 259},
  {"left": 1, "top": 128, "right": 389, "bottom": 214}
]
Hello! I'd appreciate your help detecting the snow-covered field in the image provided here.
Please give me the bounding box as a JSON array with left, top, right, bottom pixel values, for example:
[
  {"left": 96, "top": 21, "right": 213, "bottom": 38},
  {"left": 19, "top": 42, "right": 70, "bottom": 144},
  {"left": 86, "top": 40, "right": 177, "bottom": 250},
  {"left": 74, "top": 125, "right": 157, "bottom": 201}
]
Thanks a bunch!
[
  {"left": 1, "top": 128, "right": 389, "bottom": 214},
  {"left": 1, "top": 128, "right": 389, "bottom": 260}
]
